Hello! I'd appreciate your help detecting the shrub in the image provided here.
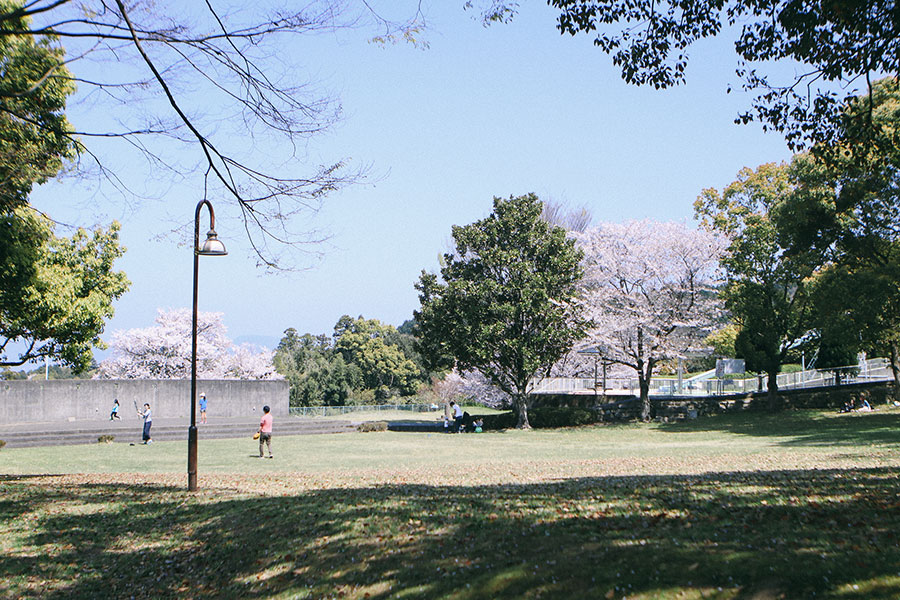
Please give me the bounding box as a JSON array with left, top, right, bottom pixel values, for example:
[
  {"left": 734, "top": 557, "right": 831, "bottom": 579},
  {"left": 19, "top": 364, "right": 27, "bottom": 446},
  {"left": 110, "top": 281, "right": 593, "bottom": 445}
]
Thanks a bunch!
[
  {"left": 480, "top": 412, "right": 517, "bottom": 430},
  {"left": 98, "top": 434, "right": 115, "bottom": 444},
  {"left": 481, "top": 407, "right": 603, "bottom": 430},
  {"left": 0, "top": 439, "right": 6, "bottom": 450},
  {"left": 533, "top": 407, "right": 599, "bottom": 428},
  {"left": 357, "top": 421, "right": 388, "bottom": 433}
]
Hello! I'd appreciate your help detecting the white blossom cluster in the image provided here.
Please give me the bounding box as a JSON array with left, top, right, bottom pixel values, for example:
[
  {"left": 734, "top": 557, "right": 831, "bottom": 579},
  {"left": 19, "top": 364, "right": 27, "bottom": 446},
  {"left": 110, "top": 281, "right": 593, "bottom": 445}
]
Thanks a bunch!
[{"left": 96, "top": 309, "right": 280, "bottom": 380}]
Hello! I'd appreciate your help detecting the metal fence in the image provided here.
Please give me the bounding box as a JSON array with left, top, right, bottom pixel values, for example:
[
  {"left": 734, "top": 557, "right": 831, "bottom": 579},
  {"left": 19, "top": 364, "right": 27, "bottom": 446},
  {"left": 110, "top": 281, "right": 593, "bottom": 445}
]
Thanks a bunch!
[
  {"left": 529, "top": 358, "right": 892, "bottom": 397},
  {"left": 289, "top": 404, "right": 439, "bottom": 417}
]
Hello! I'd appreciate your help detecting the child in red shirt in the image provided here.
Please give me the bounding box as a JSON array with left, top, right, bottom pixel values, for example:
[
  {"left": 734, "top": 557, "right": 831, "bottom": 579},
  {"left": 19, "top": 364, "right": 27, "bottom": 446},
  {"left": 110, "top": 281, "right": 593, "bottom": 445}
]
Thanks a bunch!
[{"left": 258, "top": 405, "right": 273, "bottom": 458}]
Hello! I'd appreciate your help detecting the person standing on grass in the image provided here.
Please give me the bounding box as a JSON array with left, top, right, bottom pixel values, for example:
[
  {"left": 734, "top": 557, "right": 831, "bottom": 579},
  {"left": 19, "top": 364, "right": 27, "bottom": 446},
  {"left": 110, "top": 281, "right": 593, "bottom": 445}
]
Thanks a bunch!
[
  {"left": 137, "top": 403, "right": 153, "bottom": 444},
  {"left": 199, "top": 392, "right": 208, "bottom": 424},
  {"left": 258, "top": 405, "right": 273, "bottom": 458}
]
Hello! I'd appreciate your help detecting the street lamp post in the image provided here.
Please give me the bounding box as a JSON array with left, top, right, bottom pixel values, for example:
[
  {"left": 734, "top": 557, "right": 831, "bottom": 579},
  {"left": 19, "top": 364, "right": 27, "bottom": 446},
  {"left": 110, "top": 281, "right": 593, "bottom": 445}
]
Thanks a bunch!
[{"left": 188, "top": 200, "right": 227, "bottom": 492}]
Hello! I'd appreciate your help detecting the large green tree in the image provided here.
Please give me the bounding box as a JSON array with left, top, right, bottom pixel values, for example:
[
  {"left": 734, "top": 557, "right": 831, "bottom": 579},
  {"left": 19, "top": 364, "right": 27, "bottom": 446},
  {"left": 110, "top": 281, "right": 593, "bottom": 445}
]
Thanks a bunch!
[
  {"left": 415, "top": 193, "right": 588, "bottom": 429},
  {"left": 274, "top": 317, "right": 430, "bottom": 406},
  {"left": 695, "top": 162, "right": 817, "bottom": 409},
  {"left": 777, "top": 78, "right": 900, "bottom": 390},
  {"left": 333, "top": 316, "right": 423, "bottom": 397},
  {"left": 473, "top": 0, "right": 899, "bottom": 149},
  {"left": 0, "top": 3, "right": 127, "bottom": 372},
  {"left": 274, "top": 329, "right": 362, "bottom": 406},
  {"left": 0, "top": 0, "right": 77, "bottom": 213},
  {"left": 0, "top": 208, "right": 130, "bottom": 371}
]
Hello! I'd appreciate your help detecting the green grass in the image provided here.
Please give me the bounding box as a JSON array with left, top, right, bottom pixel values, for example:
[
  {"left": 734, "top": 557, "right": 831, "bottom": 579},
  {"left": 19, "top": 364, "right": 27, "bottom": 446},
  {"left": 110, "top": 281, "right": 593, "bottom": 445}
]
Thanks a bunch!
[{"left": 2, "top": 408, "right": 900, "bottom": 599}]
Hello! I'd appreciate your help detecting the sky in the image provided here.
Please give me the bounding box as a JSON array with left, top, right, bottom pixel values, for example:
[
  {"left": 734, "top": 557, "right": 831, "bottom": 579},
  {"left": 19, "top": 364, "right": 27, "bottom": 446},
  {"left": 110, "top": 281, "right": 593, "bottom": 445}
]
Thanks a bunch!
[{"left": 27, "top": 1, "right": 794, "bottom": 360}]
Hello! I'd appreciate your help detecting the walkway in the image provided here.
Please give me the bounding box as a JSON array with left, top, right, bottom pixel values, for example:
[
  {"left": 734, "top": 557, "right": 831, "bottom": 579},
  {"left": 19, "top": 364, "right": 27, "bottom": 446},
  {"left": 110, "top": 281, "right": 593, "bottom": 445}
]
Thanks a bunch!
[{"left": 0, "top": 415, "right": 356, "bottom": 448}]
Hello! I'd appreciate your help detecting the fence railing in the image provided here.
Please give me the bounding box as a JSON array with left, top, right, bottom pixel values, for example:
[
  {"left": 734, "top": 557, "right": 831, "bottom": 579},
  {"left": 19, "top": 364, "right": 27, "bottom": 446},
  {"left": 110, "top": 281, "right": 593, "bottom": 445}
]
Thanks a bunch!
[
  {"left": 290, "top": 404, "right": 439, "bottom": 417},
  {"left": 529, "top": 358, "right": 892, "bottom": 397}
]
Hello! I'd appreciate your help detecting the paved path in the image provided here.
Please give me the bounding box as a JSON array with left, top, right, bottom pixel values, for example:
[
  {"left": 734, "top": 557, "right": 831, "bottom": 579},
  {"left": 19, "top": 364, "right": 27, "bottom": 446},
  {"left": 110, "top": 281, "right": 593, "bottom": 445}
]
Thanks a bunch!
[{"left": 0, "top": 415, "right": 357, "bottom": 448}]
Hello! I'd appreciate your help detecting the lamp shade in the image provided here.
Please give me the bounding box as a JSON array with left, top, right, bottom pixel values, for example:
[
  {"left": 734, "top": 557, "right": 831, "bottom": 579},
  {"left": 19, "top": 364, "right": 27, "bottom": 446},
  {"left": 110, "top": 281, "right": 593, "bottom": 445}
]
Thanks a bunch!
[{"left": 199, "top": 229, "right": 227, "bottom": 256}]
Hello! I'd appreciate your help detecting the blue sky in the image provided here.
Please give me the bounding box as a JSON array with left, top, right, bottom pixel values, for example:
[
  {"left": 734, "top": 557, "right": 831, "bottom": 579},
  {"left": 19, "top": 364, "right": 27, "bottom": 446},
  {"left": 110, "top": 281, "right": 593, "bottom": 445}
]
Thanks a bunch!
[{"left": 29, "top": 1, "right": 792, "bottom": 356}]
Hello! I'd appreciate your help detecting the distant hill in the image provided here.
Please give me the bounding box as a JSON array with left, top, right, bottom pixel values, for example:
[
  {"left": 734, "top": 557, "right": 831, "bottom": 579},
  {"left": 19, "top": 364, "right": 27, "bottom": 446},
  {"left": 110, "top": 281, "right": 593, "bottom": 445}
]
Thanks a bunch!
[{"left": 232, "top": 335, "right": 280, "bottom": 350}]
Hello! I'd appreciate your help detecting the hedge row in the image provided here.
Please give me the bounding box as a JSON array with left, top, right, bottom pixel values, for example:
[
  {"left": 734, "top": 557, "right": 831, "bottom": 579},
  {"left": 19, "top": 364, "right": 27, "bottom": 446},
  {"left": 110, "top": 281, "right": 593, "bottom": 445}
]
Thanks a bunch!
[{"left": 481, "top": 407, "right": 603, "bottom": 430}]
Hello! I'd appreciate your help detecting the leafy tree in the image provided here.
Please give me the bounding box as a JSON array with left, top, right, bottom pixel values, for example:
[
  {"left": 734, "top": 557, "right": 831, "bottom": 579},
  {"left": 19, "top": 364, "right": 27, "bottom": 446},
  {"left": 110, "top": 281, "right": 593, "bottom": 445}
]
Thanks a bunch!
[
  {"left": 573, "top": 220, "right": 725, "bottom": 420},
  {"left": 471, "top": 0, "right": 899, "bottom": 149},
  {"left": 97, "top": 308, "right": 278, "bottom": 379},
  {"left": 334, "top": 316, "right": 422, "bottom": 396},
  {"left": 775, "top": 78, "right": 900, "bottom": 392},
  {"left": 0, "top": 208, "right": 130, "bottom": 371},
  {"left": 810, "top": 316, "right": 859, "bottom": 385},
  {"left": 275, "top": 329, "right": 355, "bottom": 406},
  {"left": 695, "top": 161, "right": 817, "bottom": 409},
  {"left": 705, "top": 324, "right": 739, "bottom": 359},
  {"left": 415, "top": 193, "right": 588, "bottom": 429},
  {"left": 274, "top": 318, "right": 427, "bottom": 406},
  {"left": 0, "top": 0, "right": 77, "bottom": 213}
]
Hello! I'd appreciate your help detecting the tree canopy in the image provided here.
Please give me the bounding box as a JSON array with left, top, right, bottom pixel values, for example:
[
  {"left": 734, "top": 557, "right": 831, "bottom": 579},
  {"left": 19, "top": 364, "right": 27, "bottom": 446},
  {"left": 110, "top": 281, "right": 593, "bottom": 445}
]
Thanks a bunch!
[
  {"left": 573, "top": 220, "right": 725, "bottom": 420},
  {"left": 274, "top": 316, "right": 430, "bottom": 406},
  {"left": 0, "top": 209, "right": 130, "bottom": 370},
  {"left": 776, "top": 77, "right": 900, "bottom": 390},
  {"left": 0, "top": 0, "right": 77, "bottom": 213},
  {"left": 415, "top": 193, "right": 588, "bottom": 429},
  {"left": 472, "top": 0, "right": 899, "bottom": 149},
  {"left": 97, "top": 308, "right": 278, "bottom": 380},
  {"left": 695, "top": 161, "right": 819, "bottom": 407}
]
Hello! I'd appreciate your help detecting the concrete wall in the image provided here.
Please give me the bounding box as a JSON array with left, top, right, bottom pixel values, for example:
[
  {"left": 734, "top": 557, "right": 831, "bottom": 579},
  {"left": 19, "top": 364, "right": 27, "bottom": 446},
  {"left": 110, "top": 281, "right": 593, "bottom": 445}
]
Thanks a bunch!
[{"left": 0, "top": 379, "right": 289, "bottom": 425}]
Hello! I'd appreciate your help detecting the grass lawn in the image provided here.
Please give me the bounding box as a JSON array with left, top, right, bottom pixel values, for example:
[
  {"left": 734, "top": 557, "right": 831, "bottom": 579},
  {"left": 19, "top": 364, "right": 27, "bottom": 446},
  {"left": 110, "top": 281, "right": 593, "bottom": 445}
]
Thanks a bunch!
[{"left": 1, "top": 408, "right": 899, "bottom": 599}]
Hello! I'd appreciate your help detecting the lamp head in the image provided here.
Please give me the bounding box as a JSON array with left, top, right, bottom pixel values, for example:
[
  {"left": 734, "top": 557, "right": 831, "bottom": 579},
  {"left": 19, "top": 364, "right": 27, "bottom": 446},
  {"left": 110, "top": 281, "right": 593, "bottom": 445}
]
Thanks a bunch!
[{"left": 198, "top": 229, "right": 227, "bottom": 256}]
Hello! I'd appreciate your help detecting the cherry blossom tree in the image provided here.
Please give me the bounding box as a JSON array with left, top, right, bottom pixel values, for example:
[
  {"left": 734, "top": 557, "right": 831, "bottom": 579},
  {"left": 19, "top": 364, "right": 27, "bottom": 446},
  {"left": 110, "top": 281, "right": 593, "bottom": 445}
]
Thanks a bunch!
[
  {"left": 435, "top": 368, "right": 510, "bottom": 409},
  {"left": 97, "top": 308, "right": 278, "bottom": 379},
  {"left": 573, "top": 221, "right": 726, "bottom": 421}
]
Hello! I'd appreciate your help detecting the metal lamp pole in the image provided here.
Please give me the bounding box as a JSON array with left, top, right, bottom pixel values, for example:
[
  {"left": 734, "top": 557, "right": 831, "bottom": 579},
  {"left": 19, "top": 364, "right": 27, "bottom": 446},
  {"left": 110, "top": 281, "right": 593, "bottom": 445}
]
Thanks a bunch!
[{"left": 188, "top": 200, "right": 227, "bottom": 492}]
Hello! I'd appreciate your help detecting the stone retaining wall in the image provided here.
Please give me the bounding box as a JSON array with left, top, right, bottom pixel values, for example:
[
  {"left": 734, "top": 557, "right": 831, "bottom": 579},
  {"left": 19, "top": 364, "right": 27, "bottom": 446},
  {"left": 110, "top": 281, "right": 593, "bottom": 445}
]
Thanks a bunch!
[
  {"left": 0, "top": 379, "right": 289, "bottom": 425},
  {"left": 532, "top": 380, "right": 896, "bottom": 421}
]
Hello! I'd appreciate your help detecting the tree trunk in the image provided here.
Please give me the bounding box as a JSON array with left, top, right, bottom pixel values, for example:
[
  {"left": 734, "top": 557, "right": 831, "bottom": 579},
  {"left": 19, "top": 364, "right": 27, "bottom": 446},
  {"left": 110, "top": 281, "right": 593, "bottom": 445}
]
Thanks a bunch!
[
  {"left": 639, "top": 375, "right": 651, "bottom": 422},
  {"left": 514, "top": 394, "right": 531, "bottom": 429},
  {"left": 766, "top": 367, "right": 782, "bottom": 411},
  {"left": 889, "top": 341, "right": 900, "bottom": 402}
]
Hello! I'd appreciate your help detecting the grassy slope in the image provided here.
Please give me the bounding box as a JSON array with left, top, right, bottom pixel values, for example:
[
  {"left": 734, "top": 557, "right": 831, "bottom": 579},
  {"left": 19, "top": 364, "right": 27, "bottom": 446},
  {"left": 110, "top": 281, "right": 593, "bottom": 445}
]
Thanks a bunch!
[{"left": 1, "top": 408, "right": 899, "bottom": 599}]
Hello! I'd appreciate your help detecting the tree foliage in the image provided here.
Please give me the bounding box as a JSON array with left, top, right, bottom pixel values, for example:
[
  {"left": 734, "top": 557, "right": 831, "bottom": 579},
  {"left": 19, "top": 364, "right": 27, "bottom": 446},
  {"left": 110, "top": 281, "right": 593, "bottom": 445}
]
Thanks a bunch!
[
  {"left": 777, "top": 77, "right": 900, "bottom": 389},
  {"left": 0, "top": 0, "right": 77, "bottom": 213},
  {"left": 472, "top": 0, "right": 900, "bottom": 149},
  {"left": 97, "top": 308, "right": 278, "bottom": 380},
  {"left": 0, "top": 208, "right": 130, "bottom": 370},
  {"left": 275, "top": 329, "right": 361, "bottom": 406},
  {"left": 573, "top": 220, "right": 725, "bottom": 420},
  {"left": 415, "top": 193, "right": 588, "bottom": 429},
  {"left": 333, "top": 316, "right": 423, "bottom": 397},
  {"left": 275, "top": 316, "right": 430, "bottom": 406},
  {"left": 695, "top": 161, "right": 819, "bottom": 408}
]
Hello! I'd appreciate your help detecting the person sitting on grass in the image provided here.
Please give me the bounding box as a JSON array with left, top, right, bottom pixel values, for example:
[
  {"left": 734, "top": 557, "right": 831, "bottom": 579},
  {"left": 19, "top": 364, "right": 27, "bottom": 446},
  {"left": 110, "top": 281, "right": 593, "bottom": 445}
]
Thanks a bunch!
[{"left": 461, "top": 411, "right": 474, "bottom": 433}]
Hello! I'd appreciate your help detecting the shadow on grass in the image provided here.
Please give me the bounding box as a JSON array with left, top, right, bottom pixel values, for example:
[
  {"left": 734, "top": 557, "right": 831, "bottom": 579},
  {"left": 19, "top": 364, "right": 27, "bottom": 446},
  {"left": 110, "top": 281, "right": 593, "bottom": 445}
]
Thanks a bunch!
[
  {"left": 658, "top": 409, "right": 900, "bottom": 447},
  {"left": 2, "top": 467, "right": 899, "bottom": 599}
]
